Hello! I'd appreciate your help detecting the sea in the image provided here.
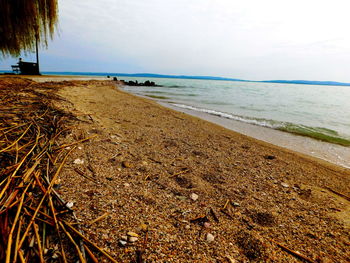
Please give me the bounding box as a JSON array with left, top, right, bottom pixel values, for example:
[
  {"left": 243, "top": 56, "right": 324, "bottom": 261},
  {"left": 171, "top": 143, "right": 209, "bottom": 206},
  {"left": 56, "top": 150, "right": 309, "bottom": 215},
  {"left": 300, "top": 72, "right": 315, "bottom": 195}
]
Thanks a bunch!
[
  {"left": 118, "top": 76, "right": 350, "bottom": 168},
  {"left": 2, "top": 71, "right": 349, "bottom": 168}
]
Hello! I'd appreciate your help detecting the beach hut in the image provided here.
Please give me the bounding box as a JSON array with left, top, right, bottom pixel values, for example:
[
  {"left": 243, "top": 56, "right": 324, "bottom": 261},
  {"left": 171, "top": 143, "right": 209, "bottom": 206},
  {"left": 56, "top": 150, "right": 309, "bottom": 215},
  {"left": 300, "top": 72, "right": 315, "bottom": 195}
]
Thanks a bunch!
[{"left": 0, "top": 0, "right": 58, "bottom": 74}]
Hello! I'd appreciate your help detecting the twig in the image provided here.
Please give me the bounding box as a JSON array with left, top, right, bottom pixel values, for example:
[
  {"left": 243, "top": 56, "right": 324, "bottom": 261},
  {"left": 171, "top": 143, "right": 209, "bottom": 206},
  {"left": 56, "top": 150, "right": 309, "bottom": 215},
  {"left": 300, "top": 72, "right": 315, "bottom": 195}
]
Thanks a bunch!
[
  {"left": 88, "top": 212, "right": 109, "bottom": 225},
  {"left": 223, "top": 199, "right": 230, "bottom": 210},
  {"left": 18, "top": 147, "right": 75, "bottom": 251},
  {"left": 210, "top": 207, "right": 219, "bottom": 222},
  {"left": 54, "top": 135, "right": 97, "bottom": 150},
  {"left": 59, "top": 222, "right": 87, "bottom": 263},
  {"left": 220, "top": 209, "right": 234, "bottom": 220},
  {"left": 171, "top": 168, "right": 190, "bottom": 177},
  {"left": 48, "top": 196, "right": 68, "bottom": 263},
  {"left": 84, "top": 244, "right": 99, "bottom": 263},
  {"left": 63, "top": 221, "right": 118, "bottom": 263},
  {"left": 33, "top": 223, "right": 45, "bottom": 263},
  {"left": 5, "top": 183, "right": 30, "bottom": 263},
  {"left": 325, "top": 187, "right": 350, "bottom": 202},
  {"left": 271, "top": 240, "right": 316, "bottom": 263},
  {"left": 74, "top": 168, "right": 99, "bottom": 184}
]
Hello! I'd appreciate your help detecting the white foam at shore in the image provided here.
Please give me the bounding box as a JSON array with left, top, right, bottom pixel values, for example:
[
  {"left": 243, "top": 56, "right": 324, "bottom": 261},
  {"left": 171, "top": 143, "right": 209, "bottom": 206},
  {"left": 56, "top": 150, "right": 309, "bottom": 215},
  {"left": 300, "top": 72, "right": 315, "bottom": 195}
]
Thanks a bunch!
[{"left": 165, "top": 103, "right": 350, "bottom": 169}]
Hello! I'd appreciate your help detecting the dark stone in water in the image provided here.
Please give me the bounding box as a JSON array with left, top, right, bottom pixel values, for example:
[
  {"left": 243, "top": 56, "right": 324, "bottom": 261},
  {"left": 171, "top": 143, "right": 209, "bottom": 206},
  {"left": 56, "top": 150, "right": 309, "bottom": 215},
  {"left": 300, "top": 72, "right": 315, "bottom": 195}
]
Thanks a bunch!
[{"left": 117, "top": 79, "right": 159, "bottom": 87}]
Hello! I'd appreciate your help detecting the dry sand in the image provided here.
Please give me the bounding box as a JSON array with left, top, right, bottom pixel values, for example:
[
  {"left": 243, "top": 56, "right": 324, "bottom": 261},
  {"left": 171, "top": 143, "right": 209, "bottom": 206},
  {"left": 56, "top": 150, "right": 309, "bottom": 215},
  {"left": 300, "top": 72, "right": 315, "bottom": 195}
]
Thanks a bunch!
[{"left": 2, "top": 76, "right": 350, "bottom": 262}]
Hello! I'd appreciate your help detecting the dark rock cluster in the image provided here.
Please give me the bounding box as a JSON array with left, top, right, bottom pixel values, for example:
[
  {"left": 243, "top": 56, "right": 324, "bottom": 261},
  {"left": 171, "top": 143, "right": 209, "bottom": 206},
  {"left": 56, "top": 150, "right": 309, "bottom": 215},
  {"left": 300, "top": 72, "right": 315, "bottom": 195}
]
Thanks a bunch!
[{"left": 113, "top": 77, "right": 158, "bottom": 87}]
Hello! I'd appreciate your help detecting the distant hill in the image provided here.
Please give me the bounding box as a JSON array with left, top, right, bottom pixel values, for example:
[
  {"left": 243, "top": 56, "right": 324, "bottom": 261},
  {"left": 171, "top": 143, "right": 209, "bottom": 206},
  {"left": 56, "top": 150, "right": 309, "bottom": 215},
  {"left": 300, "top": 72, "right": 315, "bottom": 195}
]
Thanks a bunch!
[
  {"left": 106, "top": 73, "right": 246, "bottom": 82},
  {"left": 262, "top": 80, "right": 350, "bottom": 86},
  {"left": 30, "top": 71, "right": 244, "bottom": 81},
  {"left": 2, "top": 70, "right": 350, "bottom": 86}
]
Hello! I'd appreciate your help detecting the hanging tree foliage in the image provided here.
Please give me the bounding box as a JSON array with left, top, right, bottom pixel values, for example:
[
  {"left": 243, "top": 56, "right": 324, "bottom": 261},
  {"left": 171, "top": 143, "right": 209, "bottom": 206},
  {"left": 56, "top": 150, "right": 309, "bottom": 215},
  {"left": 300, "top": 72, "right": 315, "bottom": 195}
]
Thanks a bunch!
[{"left": 0, "top": 0, "right": 58, "bottom": 57}]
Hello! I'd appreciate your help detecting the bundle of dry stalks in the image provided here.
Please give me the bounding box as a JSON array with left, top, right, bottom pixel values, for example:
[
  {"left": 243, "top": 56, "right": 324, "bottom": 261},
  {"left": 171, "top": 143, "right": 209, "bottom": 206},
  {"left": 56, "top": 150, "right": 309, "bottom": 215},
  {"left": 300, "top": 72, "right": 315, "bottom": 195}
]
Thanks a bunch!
[
  {"left": 0, "top": 77, "right": 117, "bottom": 262},
  {"left": 0, "top": 0, "right": 58, "bottom": 57}
]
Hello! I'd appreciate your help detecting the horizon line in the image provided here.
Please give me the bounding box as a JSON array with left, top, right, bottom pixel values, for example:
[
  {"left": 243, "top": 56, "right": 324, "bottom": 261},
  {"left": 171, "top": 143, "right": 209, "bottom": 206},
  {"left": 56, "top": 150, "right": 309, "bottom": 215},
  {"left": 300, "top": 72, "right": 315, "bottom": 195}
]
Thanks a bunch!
[{"left": 1, "top": 70, "right": 350, "bottom": 86}]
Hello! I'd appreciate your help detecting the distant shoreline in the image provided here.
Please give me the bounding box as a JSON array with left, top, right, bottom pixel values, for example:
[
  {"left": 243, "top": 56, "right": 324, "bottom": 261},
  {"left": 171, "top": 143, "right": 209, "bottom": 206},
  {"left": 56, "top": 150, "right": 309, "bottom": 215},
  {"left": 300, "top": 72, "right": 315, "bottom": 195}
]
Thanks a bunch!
[{"left": 2, "top": 70, "right": 350, "bottom": 87}]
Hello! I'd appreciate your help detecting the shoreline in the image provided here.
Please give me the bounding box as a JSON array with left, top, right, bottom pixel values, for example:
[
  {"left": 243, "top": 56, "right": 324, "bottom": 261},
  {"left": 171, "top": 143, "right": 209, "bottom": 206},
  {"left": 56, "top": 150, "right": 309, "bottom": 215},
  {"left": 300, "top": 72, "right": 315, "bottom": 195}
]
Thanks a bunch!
[
  {"left": 120, "top": 87, "right": 350, "bottom": 170},
  {"left": 160, "top": 101, "right": 350, "bottom": 169}
]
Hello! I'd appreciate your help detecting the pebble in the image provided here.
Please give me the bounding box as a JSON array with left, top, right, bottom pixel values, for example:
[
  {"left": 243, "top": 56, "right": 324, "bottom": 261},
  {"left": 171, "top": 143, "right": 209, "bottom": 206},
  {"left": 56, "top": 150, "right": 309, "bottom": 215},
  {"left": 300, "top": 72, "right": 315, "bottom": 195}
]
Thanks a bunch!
[
  {"left": 190, "top": 193, "right": 199, "bottom": 201},
  {"left": 66, "top": 202, "right": 74, "bottom": 209},
  {"left": 139, "top": 223, "right": 148, "bottom": 231},
  {"left": 185, "top": 224, "right": 191, "bottom": 229},
  {"left": 73, "top": 158, "right": 84, "bottom": 165},
  {"left": 121, "top": 235, "right": 128, "bottom": 241},
  {"left": 128, "top": 236, "right": 138, "bottom": 243},
  {"left": 118, "top": 240, "right": 127, "bottom": 246},
  {"left": 281, "top": 182, "right": 289, "bottom": 188},
  {"left": 127, "top": 231, "right": 139, "bottom": 237},
  {"left": 232, "top": 202, "right": 240, "bottom": 207},
  {"left": 203, "top": 222, "right": 210, "bottom": 228},
  {"left": 122, "top": 161, "right": 132, "bottom": 168},
  {"left": 124, "top": 183, "right": 130, "bottom": 187},
  {"left": 206, "top": 233, "right": 215, "bottom": 242},
  {"left": 264, "top": 155, "right": 276, "bottom": 160}
]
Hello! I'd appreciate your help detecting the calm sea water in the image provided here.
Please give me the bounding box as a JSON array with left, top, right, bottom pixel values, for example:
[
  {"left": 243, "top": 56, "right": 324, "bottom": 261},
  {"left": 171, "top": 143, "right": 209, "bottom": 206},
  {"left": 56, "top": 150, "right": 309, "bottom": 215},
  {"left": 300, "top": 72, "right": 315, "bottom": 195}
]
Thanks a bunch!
[{"left": 120, "top": 77, "right": 350, "bottom": 146}]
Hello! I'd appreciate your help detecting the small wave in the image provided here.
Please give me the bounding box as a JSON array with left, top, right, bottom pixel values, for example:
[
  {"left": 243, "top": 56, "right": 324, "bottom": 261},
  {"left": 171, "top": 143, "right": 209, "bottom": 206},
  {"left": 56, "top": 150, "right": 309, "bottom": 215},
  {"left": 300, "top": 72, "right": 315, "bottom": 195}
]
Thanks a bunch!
[
  {"left": 163, "top": 84, "right": 197, "bottom": 89},
  {"left": 166, "top": 85, "right": 183, "bottom": 88},
  {"left": 172, "top": 104, "right": 276, "bottom": 127},
  {"left": 173, "top": 103, "right": 350, "bottom": 146},
  {"left": 145, "top": 94, "right": 170, "bottom": 100},
  {"left": 277, "top": 125, "right": 350, "bottom": 146},
  {"left": 144, "top": 91, "right": 197, "bottom": 97}
]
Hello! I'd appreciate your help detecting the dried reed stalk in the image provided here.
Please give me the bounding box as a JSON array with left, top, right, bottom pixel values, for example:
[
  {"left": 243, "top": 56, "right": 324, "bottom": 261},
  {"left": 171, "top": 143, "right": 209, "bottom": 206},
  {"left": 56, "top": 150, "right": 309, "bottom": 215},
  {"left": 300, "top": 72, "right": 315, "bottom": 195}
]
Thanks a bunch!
[{"left": 0, "top": 78, "right": 118, "bottom": 262}]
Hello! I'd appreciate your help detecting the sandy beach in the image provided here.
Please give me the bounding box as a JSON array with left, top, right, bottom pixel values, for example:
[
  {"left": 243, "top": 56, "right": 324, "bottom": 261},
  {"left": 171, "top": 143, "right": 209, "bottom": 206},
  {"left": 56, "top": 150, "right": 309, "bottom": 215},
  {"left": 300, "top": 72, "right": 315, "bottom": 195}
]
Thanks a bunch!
[{"left": 1, "top": 76, "right": 350, "bottom": 262}]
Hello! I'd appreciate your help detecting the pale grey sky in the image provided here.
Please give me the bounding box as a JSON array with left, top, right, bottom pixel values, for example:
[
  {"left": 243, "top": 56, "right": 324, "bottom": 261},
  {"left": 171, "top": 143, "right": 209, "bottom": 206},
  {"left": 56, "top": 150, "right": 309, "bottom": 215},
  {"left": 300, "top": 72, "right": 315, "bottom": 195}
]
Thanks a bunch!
[{"left": 2, "top": 0, "right": 350, "bottom": 81}]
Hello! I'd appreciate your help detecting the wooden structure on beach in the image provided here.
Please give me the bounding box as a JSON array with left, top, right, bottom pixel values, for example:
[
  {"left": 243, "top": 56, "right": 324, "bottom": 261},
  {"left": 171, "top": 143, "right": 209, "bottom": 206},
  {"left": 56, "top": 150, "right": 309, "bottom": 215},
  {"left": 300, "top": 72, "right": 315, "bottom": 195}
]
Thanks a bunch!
[{"left": 12, "top": 60, "right": 40, "bottom": 75}]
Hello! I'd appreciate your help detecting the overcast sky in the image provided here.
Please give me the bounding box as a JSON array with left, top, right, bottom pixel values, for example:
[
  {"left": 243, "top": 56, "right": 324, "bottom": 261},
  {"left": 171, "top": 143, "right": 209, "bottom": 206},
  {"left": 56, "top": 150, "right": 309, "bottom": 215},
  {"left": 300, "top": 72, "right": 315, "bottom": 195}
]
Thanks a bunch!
[{"left": 2, "top": 0, "right": 350, "bottom": 81}]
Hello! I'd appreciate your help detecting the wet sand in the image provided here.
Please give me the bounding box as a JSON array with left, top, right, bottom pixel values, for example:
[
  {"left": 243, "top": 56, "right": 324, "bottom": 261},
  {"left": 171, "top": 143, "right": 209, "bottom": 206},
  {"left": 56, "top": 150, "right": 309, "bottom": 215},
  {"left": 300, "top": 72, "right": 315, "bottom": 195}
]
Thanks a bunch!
[{"left": 161, "top": 102, "right": 350, "bottom": 169}]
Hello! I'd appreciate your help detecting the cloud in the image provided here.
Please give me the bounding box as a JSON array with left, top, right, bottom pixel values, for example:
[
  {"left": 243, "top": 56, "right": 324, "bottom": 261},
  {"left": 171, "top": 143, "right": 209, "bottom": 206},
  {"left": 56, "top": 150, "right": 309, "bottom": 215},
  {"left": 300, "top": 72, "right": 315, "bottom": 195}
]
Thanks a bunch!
[{"left": 2, "top": 0, "right": 350, "bottom": 81}]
